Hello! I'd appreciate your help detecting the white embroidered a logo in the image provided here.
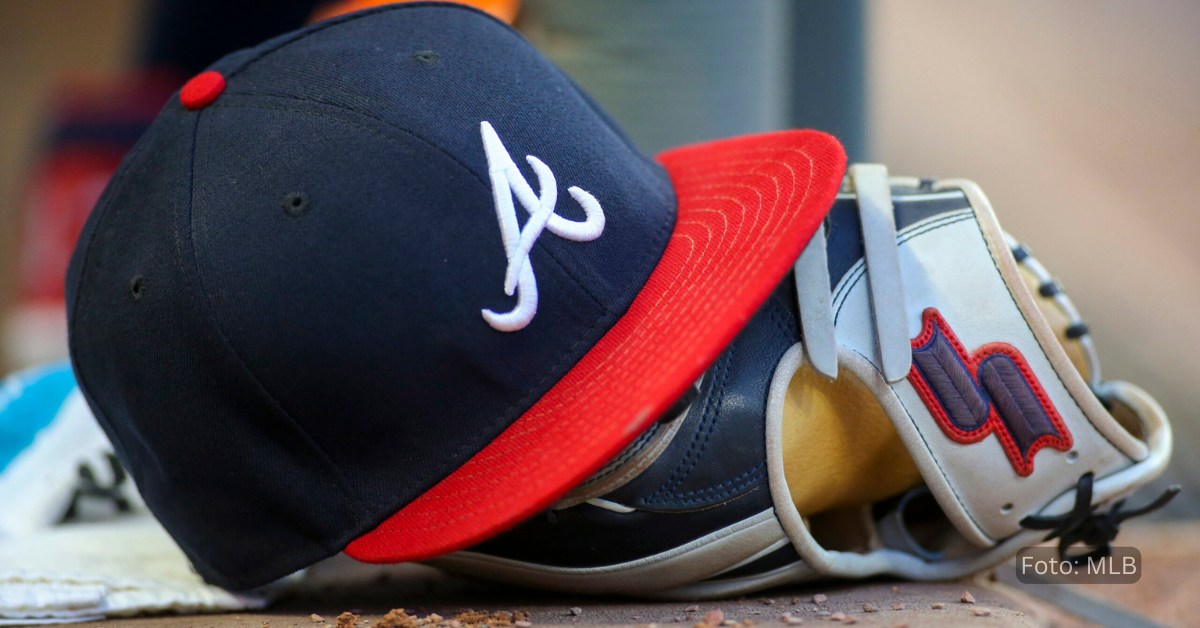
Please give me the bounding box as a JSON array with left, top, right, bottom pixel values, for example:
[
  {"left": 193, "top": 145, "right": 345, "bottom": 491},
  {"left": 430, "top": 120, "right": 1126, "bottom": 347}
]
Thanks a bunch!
[{"left": 480, "top": 121, "right": 605, "bottom": 332}]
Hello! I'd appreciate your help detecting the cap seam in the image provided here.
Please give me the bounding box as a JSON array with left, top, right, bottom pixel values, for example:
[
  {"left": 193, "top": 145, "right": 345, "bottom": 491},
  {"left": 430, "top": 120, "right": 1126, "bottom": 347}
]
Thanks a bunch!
[
  {"left": 207, "top": 0, "right": 661, "bottom": 306},
  {"left": 206, "top": 0, "right": 662, "bottom": 300},
  {"left": 218, "top": 2, "right": 507, "bottom": 82},
  {"left": 66, "top": 115, "right": 169, "bottom": 483},
  {"left": 184, "top": 108, "right": 368, "bottom": 560},
  {"left": 63, "top": 109, "right": 347, "bottom": 588}
]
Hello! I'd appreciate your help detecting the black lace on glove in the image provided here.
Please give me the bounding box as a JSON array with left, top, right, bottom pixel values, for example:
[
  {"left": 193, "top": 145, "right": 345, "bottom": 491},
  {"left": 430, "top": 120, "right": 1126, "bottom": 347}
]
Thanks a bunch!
[{"left": 1020, "top": 471, "right": 1179, "bottom": 564}]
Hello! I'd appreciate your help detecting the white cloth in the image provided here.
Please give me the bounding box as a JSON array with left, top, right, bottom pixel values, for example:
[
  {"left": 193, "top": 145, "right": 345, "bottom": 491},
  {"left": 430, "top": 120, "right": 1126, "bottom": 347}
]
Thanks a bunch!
[
  {"left": 0, "top": 388, "right": 135, "bottom": 538},
  {"left": 0, "top": 515, "right": 286, "bottom": 624},
  {"left": 0, "top": 363, "right": 291, "bottom": 623}
]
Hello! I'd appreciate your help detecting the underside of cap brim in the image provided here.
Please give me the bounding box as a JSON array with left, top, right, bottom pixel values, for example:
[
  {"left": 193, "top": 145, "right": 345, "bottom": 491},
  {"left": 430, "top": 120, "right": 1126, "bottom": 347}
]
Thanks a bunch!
[{"left": 345, "top": 129, "right": 847, "bottom": 563}]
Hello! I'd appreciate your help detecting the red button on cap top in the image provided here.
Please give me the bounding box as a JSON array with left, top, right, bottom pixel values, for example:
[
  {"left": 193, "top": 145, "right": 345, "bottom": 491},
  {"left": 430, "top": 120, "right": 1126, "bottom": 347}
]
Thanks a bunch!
[{"left": 180, "top": 71, "right": 226, "bottom": 110}]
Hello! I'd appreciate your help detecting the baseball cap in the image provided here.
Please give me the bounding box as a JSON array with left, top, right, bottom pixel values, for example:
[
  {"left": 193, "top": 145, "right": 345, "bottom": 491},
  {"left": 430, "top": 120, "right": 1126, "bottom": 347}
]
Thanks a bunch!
[{"left": 65, "top": 3, "right": 845, "bottom": 590}]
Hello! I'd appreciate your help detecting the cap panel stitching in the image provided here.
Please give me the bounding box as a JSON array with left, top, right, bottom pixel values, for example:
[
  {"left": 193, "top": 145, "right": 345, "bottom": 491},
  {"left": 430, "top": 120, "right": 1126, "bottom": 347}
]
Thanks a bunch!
[
  {"left": 67, "top": 110, "right": 173, "bottom": 483},
  {"left": 218, "top": 3, "right": 507, "bottom": 81},
  {"left": 185, "top": 107, "right": 366, "bottom": 535}
]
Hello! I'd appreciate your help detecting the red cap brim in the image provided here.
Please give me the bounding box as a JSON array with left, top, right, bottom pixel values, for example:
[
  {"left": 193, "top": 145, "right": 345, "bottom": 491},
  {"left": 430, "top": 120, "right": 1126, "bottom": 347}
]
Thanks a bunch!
[{"left": 345, "top": 130, "right": 846, "bottom": 562}]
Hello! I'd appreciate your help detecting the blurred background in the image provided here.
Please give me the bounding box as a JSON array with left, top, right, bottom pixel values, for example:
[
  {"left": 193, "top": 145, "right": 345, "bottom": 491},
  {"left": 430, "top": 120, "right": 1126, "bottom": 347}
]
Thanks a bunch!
[{"left": 0, "top": 0, "right": 1195, "bottom": 514}]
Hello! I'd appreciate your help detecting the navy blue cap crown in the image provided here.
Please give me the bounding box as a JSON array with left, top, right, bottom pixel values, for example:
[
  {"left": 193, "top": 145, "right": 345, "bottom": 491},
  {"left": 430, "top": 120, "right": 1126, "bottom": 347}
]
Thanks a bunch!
[{"left": 66, "top": 3, "right": 674, "bottom": 589}]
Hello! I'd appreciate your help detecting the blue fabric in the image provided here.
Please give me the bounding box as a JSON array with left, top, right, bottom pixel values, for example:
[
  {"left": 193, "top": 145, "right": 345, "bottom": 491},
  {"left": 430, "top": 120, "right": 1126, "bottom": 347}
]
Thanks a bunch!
[
  {"left": 0, "top": 362, "right": 78, "bottom": 475},
  {"left": 66, "top": 3, "right": 674, "bottom": 590}
]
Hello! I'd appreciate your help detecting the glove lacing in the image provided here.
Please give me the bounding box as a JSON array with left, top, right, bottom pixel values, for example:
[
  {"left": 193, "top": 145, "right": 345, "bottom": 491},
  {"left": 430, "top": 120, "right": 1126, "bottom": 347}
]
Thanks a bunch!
[{"left": 1020, "top": 472, "right": 1179, "bottom": 564}]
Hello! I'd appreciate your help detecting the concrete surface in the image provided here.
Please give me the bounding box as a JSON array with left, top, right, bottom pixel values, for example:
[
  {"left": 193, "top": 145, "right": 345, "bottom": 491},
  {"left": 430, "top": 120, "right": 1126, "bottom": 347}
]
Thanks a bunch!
[
  {"left": 79, "top": 520, "right": 1200, "bottom": 627},
  {"left": 87, "top": 573, "right": 1049, "bottom": 628}
]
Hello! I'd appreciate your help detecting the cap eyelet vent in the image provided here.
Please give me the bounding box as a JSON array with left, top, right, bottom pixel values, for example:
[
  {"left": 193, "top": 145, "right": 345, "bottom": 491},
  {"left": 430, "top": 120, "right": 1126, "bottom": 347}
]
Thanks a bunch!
[
  {"left": 282, "top": 192, "right": 310, "bottom": 217},
  {"left": 412, "top": 50, "right": 440, "bottom": 65},
  {"left": 129, "top": 275, "right": 146, "bottom": 301}
]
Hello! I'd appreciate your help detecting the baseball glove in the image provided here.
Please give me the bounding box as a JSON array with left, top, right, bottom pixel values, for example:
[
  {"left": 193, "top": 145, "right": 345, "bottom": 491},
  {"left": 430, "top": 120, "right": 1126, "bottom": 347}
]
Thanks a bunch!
[{"left": 430, "top": 164, "right": 1177, "bottom": 598}]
